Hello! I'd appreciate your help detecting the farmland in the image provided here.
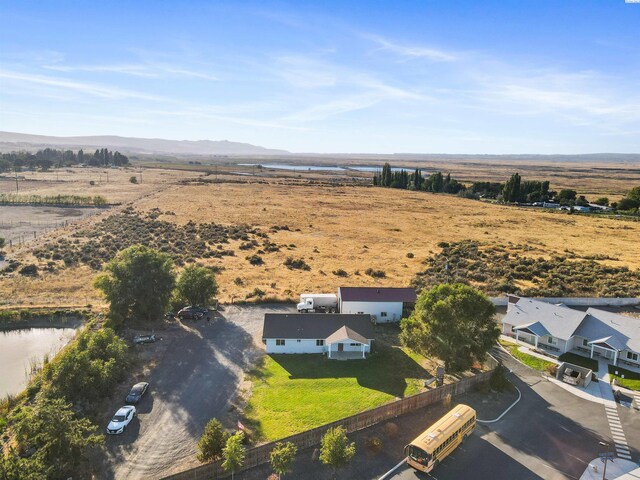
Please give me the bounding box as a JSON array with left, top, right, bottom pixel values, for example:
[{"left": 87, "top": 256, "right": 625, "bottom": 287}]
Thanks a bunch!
[{"left": 0, "top": 163, "right": 639, "bottom": 309}]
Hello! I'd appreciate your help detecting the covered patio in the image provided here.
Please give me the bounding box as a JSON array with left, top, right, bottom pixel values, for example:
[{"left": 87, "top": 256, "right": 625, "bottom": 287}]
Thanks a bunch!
[{"left": 326, "top": 326, "right": 370, "bottom": 360}]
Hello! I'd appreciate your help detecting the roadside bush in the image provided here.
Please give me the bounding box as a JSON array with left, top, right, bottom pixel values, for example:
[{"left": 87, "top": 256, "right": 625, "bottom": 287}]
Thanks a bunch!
[
  {"left": 545, "top": 363, "right": 558, "bottom": 377},
  {"left": 283, "top": 257, "right": 311, "bottom": 271},
  {"left": 365, "top": 436, "right": 383, "bottom": 455}
]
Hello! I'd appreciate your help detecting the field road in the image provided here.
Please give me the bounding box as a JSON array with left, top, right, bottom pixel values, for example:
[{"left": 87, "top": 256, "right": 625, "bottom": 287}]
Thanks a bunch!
[
  {"left": 101, "top": 304, "right": 295, "bottom": 480},
  {"left": 384, "top": 347, "right": 624, "bottom": 480}
]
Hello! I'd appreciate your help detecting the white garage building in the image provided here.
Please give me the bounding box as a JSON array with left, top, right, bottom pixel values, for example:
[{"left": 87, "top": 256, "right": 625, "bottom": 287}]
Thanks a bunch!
[
  {"left": 262, "top": 313, "right": 374, "bottom": 359},
  {"left": 338, "top": 287, "right": 416, "bottom": 323}
]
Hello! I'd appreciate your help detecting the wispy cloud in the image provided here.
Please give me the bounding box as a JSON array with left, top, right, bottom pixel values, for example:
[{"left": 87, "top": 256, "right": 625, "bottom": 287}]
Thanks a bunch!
[
  {"left": 0, "top": 69, "right": 168, "bottom": 101},
  {"left": 43, "top": 62, "right": 218, "bottom": 81},
  {"left": 363, "top": 33, "right": 456, "bottom": 62}
]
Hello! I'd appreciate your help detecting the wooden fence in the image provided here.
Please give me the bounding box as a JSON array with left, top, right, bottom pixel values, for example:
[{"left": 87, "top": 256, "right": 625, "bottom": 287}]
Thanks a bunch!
[{"left": 162, "top": 355, "right": 499, "bottom": 480}]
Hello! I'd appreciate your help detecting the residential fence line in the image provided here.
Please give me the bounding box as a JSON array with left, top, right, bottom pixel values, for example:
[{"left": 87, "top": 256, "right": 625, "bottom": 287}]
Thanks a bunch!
[
  {"left": 489, "top": 296, "right": 640, "bottom": 307},
  {"left": 161, "top": 355, "right": 499, "bottom": 480}
]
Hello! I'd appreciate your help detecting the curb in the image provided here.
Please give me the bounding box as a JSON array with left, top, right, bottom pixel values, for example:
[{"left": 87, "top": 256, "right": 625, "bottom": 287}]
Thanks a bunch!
[
  {"left": 477, "top": 379, "right": 521, "bottom": 424},
  {"left": 378, "top": 457, "right": 408, "bottom": 480}
]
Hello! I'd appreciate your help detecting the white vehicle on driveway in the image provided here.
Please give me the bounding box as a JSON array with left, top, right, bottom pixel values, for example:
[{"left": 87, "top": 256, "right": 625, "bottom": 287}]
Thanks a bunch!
[{"left": 107, "top": 405, "right": 136, "bottom": 434}]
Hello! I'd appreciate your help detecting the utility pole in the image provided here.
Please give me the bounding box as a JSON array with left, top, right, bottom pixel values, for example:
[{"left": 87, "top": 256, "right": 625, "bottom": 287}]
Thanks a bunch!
[{"left": 14, "top": 167, "right": 19, "bottom": 192}]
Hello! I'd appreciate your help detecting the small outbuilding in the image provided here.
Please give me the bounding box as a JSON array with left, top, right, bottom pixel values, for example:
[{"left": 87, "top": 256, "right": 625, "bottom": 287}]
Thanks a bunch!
[
  {"left": 262, "top": 313, "right": 374, "bottom": 359},
  {"left": 337, "top": 287, "right": 416, "bottom": 323}
]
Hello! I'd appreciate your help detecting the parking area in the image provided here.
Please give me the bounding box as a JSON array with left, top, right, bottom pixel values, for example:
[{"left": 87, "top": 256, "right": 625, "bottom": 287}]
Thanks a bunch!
[{"left": 100, "top": 303, "right": 295, "bottom": 480}]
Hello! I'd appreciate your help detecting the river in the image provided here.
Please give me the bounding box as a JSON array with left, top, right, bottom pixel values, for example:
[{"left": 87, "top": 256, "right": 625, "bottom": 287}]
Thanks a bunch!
[{"left": 0, "top": 327, "right": 77, "bottom": 397}]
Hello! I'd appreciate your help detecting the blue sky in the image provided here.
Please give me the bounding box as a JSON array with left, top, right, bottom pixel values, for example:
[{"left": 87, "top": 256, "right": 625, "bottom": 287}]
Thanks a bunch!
[{"left": 1, "top": 0, "right": 639, "bottom": 153}]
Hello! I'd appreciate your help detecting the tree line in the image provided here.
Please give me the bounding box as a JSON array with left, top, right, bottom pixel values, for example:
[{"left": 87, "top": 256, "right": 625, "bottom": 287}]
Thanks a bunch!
[
  {"left": 0, "top": 147, "right": 129, "bottom": 173},
  {"left": 372, "top": 164, "right": 640, "bottom": 213},
  {"left": 0, "top": 193, "right": 108, "bottom": 207}
]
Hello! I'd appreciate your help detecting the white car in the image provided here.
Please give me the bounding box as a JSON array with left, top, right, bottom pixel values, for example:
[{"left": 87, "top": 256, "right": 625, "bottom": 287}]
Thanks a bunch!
[{"left": 107, "top": 405, "right": 136, "bottom": 434}]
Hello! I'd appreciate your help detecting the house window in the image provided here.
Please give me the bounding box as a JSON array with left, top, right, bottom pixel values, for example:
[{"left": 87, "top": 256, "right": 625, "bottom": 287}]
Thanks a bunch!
[
  {"left": 276, "top": 339, "right": 285, "bottom": 346},
  {"left": 316, "top": 339, "right": 324, "bottom": 346},
  {"left": 583, "top": 339, "right": 589, "bottom": 347},
  {"left": 627, "top": 352, "right": 639, "bottom": 362},
  {"left": 548, "top": 336, "right": 557, "bottom": 345},
  {"left": 380, "top": 312, "right": 388, "bottom": 317},
  {"left": 350, "top": 343, "right": 359, "bottom": 347},
  {"left": 357, "top": 311, "right": 364, "bottom": 314}
]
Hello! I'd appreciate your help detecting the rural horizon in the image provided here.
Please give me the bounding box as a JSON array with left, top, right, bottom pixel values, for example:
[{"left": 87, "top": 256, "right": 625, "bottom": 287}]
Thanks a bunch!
[{"left": 2, "top": 2, "right": 640, "bottom": 480}]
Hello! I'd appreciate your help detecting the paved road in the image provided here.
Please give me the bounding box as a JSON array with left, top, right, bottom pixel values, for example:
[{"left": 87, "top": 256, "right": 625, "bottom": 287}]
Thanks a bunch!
[
  {"left": 102, "top": 304, "right": 294, "bottom": 480},
  {"left": 386, "top": 347, "right": 616, "bottom": 480}
]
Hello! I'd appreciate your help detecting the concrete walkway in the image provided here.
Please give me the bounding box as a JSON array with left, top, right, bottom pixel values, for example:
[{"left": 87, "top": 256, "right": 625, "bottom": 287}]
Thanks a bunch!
[{"left": 580, "top": 457, "right": 640, "bottom": 480}]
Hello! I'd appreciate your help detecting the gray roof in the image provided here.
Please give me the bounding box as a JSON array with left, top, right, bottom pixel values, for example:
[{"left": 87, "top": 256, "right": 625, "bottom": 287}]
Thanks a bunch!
[
  {"left": 575, "top": 309, "right": 640, "bottom": 353},
  {"left": 504, "top": 297, "right": 586, "bottom": 340},
  {"left": 339, "top": 287, "right": 416, "bottom": 303},
  {"left": 262, "top": 314, "right": 374, "bottom": 340},
  {"left": 503, "top": 297, "right": 640, "bottom": 352}
]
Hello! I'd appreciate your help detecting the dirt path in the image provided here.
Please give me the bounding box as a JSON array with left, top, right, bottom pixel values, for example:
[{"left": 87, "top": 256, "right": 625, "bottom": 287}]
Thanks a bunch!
[{"left": 101, "top": 304, "right": 295, "bottom": 480}]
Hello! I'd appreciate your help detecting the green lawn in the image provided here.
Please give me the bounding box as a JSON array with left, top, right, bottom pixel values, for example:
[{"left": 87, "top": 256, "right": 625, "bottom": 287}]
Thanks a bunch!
[
  {"left": 608, "top": 365, "right": 640, "bottom": 391},
  {"left": 558, "top": 352, "right": 599, "bottom": 372},
  {"left": 245, "top": 346, "right": 431, "bottom": 441},
  {"left": 499, "top": 340, "right": 556, "bottom": 371}
]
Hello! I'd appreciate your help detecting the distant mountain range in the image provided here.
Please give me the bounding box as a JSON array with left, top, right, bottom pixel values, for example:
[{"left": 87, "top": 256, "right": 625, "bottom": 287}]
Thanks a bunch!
[
  {"left": 1, "top": 131, "right": 638, "bottom": 163},
  {"left": 0, "top": 131, "right": 289, "bottom": 156}
]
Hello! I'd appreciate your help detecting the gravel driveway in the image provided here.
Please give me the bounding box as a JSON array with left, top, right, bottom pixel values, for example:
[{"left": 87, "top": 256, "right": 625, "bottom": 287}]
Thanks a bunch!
[{"left": 102, "top": 303, "right": 295, "bottom": 480}]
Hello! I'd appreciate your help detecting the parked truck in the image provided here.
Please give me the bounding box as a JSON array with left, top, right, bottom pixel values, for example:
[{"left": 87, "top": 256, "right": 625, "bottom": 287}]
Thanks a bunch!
[{"left": 297, "top": 293, "right": 338, "bottom": 313}]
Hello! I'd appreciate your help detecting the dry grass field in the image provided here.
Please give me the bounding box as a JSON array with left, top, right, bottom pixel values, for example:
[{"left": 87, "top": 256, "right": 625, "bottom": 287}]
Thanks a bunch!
[{"left": 0, "top": 163, "right": 639, "bottom": 309}]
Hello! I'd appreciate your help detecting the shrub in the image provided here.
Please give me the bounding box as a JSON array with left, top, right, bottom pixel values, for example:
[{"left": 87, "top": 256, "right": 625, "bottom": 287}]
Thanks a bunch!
[
  {"left": 18, "top": 264, "right": 38, "bottom": 276},
  {"left": 246, "top": 254, "right": 264, "bottom": 266},
  {"left": 365, "top": 436, "right": 383, "bottom": 454},
  {"left": 489, "top": 365, "right": 511, "bottom": 392},
  {"left": 365, "top": 268, "right": 386, "bottom": 278},
  {"left": 283, "top": 257, "right": 311, "bottom": 271},
  {"left": 545, "top": 363, "right": 558, "bottom": 377},
  {"left": 332, "top": 269, "right": 348, "bottom": 277},
  {"left": 129, "top": 176, "right": 138, "bottom": 184},
  {"left": 406, "top": 252, "right": 414, "bottom": 258}
]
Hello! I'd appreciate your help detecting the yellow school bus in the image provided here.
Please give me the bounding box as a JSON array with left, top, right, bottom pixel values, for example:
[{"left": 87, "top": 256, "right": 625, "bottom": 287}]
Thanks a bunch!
[{"left": 404, "top": 404, "right": 476, "bottom": 473}]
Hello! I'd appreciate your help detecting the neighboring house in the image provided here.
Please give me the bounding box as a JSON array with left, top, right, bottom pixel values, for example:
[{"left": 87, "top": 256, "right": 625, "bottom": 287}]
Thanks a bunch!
[
  {"left": 262, "top": 313, "right": 374, "bottom": 359},
  {"left": 501, "top": 296, "right": 640, "bottom": 368},
  {"left": 337, "top": 287, "right": 416, "bottom": 323}
]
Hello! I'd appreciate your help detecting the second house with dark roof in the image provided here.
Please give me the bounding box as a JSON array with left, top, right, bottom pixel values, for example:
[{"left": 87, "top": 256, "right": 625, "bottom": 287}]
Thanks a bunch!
[
  {"left": 262, "top": 313, "right": 375, "bottom": 359},
  {"left": 338, "top": 287, "right": 416, "bottom": 323}
]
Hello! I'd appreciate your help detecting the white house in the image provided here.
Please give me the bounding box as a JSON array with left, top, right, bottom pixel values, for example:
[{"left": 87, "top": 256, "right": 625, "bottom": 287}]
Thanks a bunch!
[
  {"left": 501, "top": 296, "right": 640, "bottom": 368},
  {"left": 262, "top": 313, "right": 374, "bottom": 359},
  {"left": 337, "top": 287, "right": 416, "bottom": 323}
]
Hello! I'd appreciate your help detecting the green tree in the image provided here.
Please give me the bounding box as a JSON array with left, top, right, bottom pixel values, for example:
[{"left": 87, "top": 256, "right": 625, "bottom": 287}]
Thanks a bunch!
[
  {"left": 222, "top": 431, "right": 245, "bottom": 480},
  {"left": 94, "top": 245, "right": 176, "bottom": 323},
  {"left": 400, "top": 283, "right": 498, "bottom": 372},
  {"left": 175, "top": 265, "right": 218, "bottom": 307},
  {"left": 0, "top": 447, "right": 47, "bottom": 480},
  {"left": 627, "top": 186, "right": 640, "bottom": 202},
  {"left": 0, "top": 237, "right": 5, "bottom": 249},
  {"left": 594, "top": 197, "right": 609, "bottom": 206},
  {"left": 319, "top": 426, "right": 356, "bottom": 476},
  {"left": 502, "top": 173, "right": 521, "bottom": 203},
  {"left": 10, "top": 396, "right": 103, "bottom": 479},
  {"left": 270, "top": 441, "right": 298, "bottom": 479},
  {"left": 556, "top": 189, "right": 577, "bottom": 205},
  {"left": 197, "top": 418, "right": 228, "bottom": 462}
]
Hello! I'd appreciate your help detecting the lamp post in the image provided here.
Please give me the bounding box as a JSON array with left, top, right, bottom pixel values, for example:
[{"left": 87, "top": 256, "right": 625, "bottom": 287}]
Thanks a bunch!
[{"left": 599, "top": 441, "right": 611, "bottom": 480}]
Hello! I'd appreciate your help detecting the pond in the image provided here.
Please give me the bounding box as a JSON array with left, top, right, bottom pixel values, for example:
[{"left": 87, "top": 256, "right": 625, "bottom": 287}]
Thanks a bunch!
[{"left": 0, "top": 327, "right": 77, "bottom": 397}]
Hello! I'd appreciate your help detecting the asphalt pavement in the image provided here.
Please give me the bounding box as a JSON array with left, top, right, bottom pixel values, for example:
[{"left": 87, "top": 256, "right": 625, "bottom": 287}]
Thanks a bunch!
[{"left": 386, "top": 347, "right": 617, "bottom": 480}]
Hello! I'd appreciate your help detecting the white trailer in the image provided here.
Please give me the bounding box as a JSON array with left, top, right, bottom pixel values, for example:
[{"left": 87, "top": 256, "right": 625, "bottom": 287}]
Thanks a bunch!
[{"left": 297, "top": 294, "right": 338, "bottom": 313}]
